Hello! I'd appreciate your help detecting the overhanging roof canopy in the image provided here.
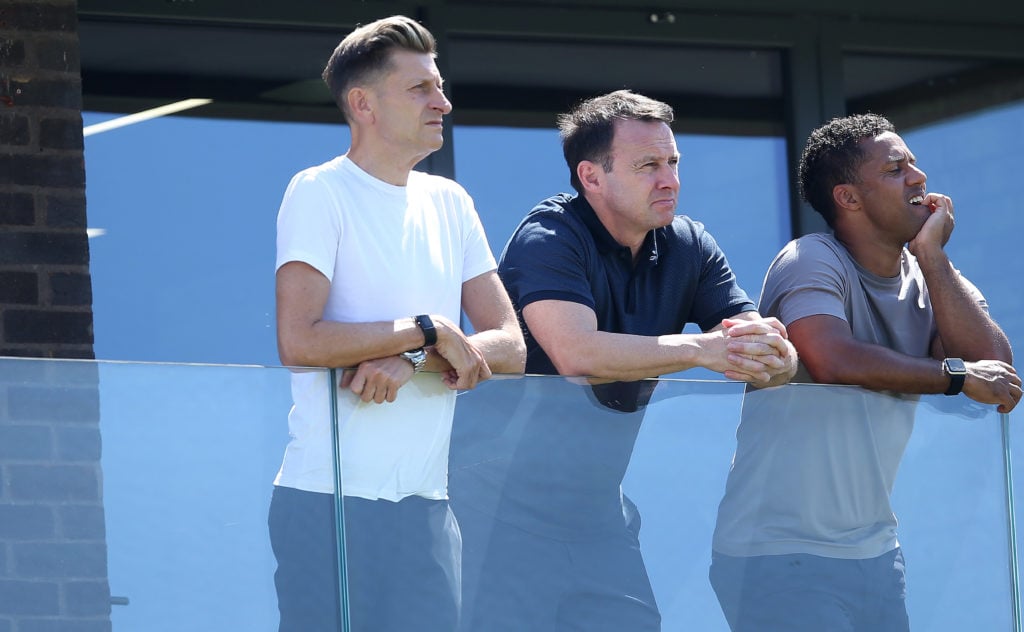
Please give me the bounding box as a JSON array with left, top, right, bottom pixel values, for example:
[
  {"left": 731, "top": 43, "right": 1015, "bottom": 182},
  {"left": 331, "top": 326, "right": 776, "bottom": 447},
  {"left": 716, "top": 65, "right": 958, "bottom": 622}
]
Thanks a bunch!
[{"left": 78, "top": 0, "right": 1024, "bottom": 132}]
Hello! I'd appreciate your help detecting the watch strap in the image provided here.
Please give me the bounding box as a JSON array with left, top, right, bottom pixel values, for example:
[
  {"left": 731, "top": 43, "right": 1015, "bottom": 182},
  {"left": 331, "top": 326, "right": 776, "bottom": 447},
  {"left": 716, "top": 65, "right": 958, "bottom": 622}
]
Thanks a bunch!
[
  {"left": 415, "top": 314, "right": 437, "bottom": 347},
  {"left": 943, "top": 358, "right": 967, "bottom": 396}
]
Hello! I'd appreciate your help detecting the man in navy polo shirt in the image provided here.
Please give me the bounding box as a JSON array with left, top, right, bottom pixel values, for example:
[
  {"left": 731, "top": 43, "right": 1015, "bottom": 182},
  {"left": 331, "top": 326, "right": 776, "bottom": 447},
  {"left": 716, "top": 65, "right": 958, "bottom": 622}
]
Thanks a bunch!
[{"left": 450, "top": 90, "right": 798, "bottom": 631}]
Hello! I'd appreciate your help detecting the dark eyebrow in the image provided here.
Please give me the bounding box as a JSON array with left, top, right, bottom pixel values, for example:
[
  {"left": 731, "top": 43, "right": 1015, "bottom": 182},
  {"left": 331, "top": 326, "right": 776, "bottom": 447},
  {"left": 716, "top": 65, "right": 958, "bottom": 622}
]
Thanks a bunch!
[
  {"left": 631, "top": 153, "right": 679, "bottom": 168},
  {"left": 884, "top": 148, "right": 916, "bottom": 165}
]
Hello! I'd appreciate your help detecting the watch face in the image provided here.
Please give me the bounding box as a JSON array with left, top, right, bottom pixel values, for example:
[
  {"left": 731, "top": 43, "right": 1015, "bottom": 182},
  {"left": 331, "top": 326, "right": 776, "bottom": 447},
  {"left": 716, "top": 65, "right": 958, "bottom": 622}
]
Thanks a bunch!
[
  {"left": 401, "top": 348, "right": 427, "bottom": 372},
  {"left": 945, "top": 358, "right": 967, "bottom": 374}
]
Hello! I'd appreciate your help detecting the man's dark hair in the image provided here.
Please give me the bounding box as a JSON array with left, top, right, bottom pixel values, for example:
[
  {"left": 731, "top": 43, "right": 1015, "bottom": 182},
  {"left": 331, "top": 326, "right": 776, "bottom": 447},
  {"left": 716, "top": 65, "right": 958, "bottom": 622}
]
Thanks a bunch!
[
  {"left": 322, "top": 15, "right": 436, "bottom": 123},
  {"left": 557, "top": 90, "right": 674, "bottom": 194},
  {"left": 798, "top": 113, "right": 896, "bottom": 227}
]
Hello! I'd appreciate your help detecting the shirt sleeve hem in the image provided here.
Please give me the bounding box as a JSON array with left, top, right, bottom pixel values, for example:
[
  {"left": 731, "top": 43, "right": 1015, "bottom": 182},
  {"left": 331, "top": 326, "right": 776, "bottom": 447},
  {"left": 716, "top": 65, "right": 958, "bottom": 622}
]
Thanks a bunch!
[{"left": 698, "top": 303, "right": 757, "bottom": 331}]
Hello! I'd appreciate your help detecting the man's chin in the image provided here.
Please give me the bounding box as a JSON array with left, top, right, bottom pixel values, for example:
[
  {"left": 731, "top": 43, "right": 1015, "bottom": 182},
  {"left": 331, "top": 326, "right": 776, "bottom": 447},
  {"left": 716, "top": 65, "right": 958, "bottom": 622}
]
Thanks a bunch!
[
  {"left": 654, "top": 206, "right": 677, "bottom": 225},
  {"left": 413, "top": 138, "right": 444, "bottom": 162}
]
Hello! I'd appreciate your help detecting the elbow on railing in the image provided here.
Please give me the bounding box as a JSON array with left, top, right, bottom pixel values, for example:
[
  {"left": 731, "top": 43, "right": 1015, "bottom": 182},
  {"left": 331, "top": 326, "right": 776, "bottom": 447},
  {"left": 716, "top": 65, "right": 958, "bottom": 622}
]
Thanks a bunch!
[
  {"left": 801, "top": 361, "right": 848, "bottom": 387},
  {"left": 548, "top": 354, "right": 590, "bottom": 378},
  {"left": 506, "top": 338, "right": 528, "bottom": 374},
  {"left": 278, "top": 339, "right": 324, "bottom": 369}
]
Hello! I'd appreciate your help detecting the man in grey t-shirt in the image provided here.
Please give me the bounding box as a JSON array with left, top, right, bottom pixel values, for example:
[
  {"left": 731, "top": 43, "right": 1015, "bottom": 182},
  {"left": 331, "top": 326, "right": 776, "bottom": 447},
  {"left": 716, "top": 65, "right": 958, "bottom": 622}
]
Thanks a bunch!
[{"left": 710, "top": 113, "right": 1021, "bottom": 632}]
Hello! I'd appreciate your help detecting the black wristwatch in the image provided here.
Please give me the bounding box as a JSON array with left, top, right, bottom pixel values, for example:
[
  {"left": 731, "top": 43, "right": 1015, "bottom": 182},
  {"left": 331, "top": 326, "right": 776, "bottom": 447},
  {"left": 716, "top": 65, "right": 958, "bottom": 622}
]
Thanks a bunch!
[
  {"left": 943, "top": 358, "right": 967, "bottom": 396},
  {"left": 415, "top": 314, "right": 437, "bottom": 347}
]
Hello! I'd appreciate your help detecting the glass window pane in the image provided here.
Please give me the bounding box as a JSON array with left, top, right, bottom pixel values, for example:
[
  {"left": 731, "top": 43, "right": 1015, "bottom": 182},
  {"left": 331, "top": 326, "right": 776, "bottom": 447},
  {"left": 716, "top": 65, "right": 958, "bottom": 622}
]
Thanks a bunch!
[
  {"left": 442, "top": 375, "right": 1013, "bottom": 631},
  {"left": 900, "top": 100, "right": 1024, "bottom": 359},
  {"left": 83, "top": 112, "right": 346, "bottom": 365},
  {"left": 454, "top": 127, "right": 791, "bottom": 304},
  {"left": 896, "top": 99, "right": 1024, "bottom": 611}
]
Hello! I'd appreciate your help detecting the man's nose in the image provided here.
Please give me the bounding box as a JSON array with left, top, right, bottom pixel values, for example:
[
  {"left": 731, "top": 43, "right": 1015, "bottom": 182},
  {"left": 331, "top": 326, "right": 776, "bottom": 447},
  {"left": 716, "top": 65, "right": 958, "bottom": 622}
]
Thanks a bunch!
[
  {"left": 435, "top": 89, "right": 453, "bottom": 115},
  {"left": 907, "top": 162, "right": 927, "bottom": 184},
  {"left": 659, "top": 166, "right": 680, "bottom": 189}
]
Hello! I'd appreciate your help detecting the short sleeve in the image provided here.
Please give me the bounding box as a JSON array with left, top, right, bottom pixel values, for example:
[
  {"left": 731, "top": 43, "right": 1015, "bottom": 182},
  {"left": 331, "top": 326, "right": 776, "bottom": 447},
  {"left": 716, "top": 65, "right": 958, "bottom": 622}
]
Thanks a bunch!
[
  {"left": 688, "top": 225, "right": 756, "bottom": 331},
  {"left": 759, "top": 236, "right": 850, "bottom": 326},
  {"left": 275, "top": 171, "right": 342, "bottom": 281},
  {"left": 453, "top": 184, "right": 497, "bottom": 282},
  {"left": 499, "top": 210, "right": 597, "bottom": 312}
]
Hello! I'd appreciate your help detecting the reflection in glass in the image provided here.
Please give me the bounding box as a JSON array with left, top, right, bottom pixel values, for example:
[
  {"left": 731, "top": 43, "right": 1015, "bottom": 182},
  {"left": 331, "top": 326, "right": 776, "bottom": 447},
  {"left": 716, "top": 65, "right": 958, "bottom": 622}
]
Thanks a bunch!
[
  {"left": 451, "top": 377, "right": 662, "bottom": 631},
  {"left": 0, "top": 359, "right": 1014, "bottom": 630},
  {"left": 0, "top": 358, "right": 295, "bottom": 632},
  {"left": 712, "top": 385, "right": 918, "bottom": 630},
  {"left": 456, "top": 377, "right": 1010, "bottom": 630}
]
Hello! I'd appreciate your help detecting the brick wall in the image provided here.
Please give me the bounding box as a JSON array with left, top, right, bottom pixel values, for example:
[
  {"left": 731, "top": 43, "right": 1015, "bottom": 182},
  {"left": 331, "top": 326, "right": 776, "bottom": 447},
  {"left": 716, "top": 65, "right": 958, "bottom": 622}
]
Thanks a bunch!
[
  {"left": 0, "top": 0, "right": 93, "bottom": 360},
  {"left": 0, "top": 1, "right": 110, "bottom": 631}
]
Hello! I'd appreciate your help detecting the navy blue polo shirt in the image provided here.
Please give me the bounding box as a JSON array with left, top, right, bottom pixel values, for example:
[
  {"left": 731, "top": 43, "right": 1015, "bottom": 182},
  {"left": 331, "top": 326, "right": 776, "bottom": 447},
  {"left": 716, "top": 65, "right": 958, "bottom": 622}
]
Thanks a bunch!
[
  {"left": 449, "top": 193, "right": 757, "bottom": 538},
  {"left": 498, "top": 192, "right": 756, "bottom": 375}
]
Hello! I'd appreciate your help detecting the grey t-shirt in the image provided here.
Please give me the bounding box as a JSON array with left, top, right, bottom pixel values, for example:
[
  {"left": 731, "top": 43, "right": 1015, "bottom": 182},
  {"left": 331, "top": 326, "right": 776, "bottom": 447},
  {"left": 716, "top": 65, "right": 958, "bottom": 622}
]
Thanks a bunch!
[{"left": 712, "top": 232, "right": 986, "bottom": 559}]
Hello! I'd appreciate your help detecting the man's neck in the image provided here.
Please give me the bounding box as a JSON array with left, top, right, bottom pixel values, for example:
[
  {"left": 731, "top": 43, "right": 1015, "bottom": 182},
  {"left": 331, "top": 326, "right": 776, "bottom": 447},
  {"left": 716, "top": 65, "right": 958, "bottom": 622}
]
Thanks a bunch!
[
  {"left": 346, "top": 144, "right": 418, "bottom": 187},
  {"left": 834, "top": 229, "right": 904, "bottom": 278},
  {"left": 585, "top": 194, "right": 648, "bottom": 262}
]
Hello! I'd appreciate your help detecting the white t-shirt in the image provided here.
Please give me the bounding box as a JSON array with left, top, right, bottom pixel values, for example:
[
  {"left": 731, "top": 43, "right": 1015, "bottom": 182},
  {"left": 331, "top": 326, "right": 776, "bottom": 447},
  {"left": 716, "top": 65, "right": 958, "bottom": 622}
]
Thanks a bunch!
[{"left": 273, "top": 156, "right": 496, "bottom": 500}]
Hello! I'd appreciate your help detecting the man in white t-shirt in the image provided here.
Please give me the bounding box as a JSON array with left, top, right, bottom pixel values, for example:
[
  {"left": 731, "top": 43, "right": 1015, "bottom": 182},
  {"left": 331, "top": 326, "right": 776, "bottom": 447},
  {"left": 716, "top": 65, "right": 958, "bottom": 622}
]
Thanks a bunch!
[{"left": 269, "top": 15, "right": 525, "bottom": 632}]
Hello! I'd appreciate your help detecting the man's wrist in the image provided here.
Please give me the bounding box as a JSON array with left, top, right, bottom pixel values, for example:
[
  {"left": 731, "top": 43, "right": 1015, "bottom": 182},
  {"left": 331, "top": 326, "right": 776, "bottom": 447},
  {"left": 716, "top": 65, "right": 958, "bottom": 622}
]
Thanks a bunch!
[
  {"left": 912, "top": 245, "right": 950, "bottom": 272},
  {"left": 943, "top": 357, "right": 967, "bottom": 396},
  {"left": 401, "top": 348, "right": 428, "bottom": 373},
  {"left": 414, "top": 314, "right": 437, "bottom": 347}
]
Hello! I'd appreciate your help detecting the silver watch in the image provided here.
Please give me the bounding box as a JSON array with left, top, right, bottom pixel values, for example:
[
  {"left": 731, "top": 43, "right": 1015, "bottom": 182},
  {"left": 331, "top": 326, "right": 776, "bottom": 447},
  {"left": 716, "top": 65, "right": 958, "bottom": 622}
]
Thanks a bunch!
[{"left": 401, "top": 348, "right": 428, "bottom": 373}]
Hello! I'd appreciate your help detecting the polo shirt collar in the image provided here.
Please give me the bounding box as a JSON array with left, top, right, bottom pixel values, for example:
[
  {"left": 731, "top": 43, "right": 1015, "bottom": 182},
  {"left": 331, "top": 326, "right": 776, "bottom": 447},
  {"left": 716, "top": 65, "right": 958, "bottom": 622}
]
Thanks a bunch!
[{"left": 571, "top": 194, "right": 661, "bottom": 266}]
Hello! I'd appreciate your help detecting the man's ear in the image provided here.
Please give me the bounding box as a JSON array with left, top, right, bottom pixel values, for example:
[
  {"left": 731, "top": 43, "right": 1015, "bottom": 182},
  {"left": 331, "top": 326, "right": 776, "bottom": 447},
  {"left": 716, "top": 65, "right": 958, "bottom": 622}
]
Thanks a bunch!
[
  {"left": 832, "top": 183, "right": 860, "bottom": 212},
  {"left": 346, "top": 87, "right": 373, "bottom": 124},
  {"left": 578, "top": 160, "right": 602, "bottom": 193}
]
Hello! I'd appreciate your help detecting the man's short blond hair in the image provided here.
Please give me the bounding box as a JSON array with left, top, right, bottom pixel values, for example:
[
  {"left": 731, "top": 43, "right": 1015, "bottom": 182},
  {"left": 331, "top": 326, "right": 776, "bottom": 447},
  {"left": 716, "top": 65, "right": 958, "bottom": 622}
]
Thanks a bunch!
[{"left": 322, "top": 15, "right": 437, "bottom": 122}]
